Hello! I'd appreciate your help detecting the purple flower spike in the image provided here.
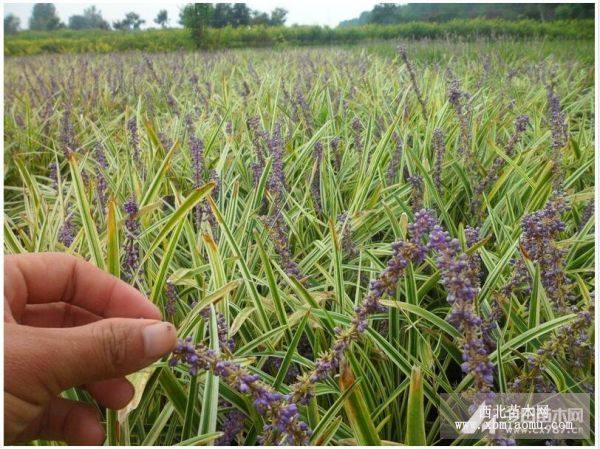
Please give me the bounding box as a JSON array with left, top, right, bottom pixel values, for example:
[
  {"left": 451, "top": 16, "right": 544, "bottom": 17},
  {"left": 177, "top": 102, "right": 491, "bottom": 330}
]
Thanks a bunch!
[
  {"left": 520, "top": 195, "right": 572, "bottom": 312},
  {"left": 122, "top": 197, "right": 141, "bottom": 282},
  {"left": 170, "top": 338, "right": 311, "bottom": 445},
  {"left": 165, "top": 281, "right": 178, "bottom": 319},
  {"left": 387, "top": 133, "right": 403, "bottom": 185},
  {"left": 58, "top": 211, "right": 75, "bottom": 247},
  {"left": 351, "top": 117, "right": 363, "bottom": 153},
  {"left": 471, "top": 115, "right": 529, "bottom": 217},
  {"left": 337, "top": 212, "right": 358, "bottom": 259},
  {"left": 48, "top": 161, "right": 59, "bottom": 190},
  {"left": 311, "top": 141, "right": 323, "bottom": 215},
  {"left": 432, "top": 128, "right": 446, "bottom": 189},
  {"left": 216, "top": 410, "right": 246, "bottom": 445},
  {"left": 259, "top": 214, "right": 306, "bottom": 286},
  {"left": 330, "top": 137, "right": 342, "bottom": 172},
  {"left": 398, "top": 45, "right": 427, "bottom": 118},
  {"left": 127, "top": 117, "right": 141, "bottom": 169},
  {"left": 291, "top": 210, "right": 438, "bottom": 406}
]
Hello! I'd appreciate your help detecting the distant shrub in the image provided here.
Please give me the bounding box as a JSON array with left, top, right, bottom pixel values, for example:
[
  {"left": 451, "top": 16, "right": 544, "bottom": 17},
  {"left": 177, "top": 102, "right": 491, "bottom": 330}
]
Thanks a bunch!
[{"left": 4, "top": 19, "right": 594, "bottom": 56}]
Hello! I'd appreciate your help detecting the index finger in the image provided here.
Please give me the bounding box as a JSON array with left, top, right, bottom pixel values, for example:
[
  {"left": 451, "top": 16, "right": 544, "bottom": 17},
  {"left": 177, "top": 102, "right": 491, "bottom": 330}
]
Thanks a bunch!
[{"left": 4, "top": 252, "right": 161, "bottom": 320}]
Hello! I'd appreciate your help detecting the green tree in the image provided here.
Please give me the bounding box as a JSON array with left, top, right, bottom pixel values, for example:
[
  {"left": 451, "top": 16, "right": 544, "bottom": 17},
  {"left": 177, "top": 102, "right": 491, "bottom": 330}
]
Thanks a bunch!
[
  {"left": 180, "top": 3, "right": 213, "bottom": 45},
  {"left": 370, "top": 3, "right": 400, "bottom": 24},
  {"left": 29, "top": 3, "right": 63, "bottom": 31},
  {"left": 211, "top": 3, "right": 232, "bottom": 28},
  {"left": 250, "top": 10, "right": 270, "bottom": 26},
  {"left": 231, "top": 3, "right": 250, "bottom": 26},
  {"left": 4, "top": 14, "right": 21, "bottom": 34},
  {"left": 339, "top": 3, "right": 594, "bottom": 26},
  {"left": 68, "top": 6, "right": 109, "bottom": 30},
  {"left": 269, "top": 7, "right": 287, "bottom": 26},
  {"left": 113, "top": 12, "right": 145, "bottom": 31},
  {"left": 555, "top": 3, "right": 595, "bottom": 19},
  {"left": 154, "top": 9, "right": 168, "bottom": 28}
]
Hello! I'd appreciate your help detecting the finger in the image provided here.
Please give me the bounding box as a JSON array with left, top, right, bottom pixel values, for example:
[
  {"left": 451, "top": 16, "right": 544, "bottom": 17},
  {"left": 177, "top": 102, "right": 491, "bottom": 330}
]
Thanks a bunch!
[
  {"left": 21, "top": 303, "right": 101, "bottom": 327},
  {"left": 37, "top": 397, "right": 104, "bottom": 445},
  {"left": 26, "top": 319, "right": 176, "bottom": 392},
  {"left": 5, "top": 252, "right": 160, "bottom": 321},
  {"left": 85, "top": 377, "right": 134, "bottom": 410}
]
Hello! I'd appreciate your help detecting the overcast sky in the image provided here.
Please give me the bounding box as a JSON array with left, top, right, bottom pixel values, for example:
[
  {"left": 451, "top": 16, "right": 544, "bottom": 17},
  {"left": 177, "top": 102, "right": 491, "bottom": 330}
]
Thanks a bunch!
[{"left": 4, "top": 1, "right": 381, "bottom": 28}]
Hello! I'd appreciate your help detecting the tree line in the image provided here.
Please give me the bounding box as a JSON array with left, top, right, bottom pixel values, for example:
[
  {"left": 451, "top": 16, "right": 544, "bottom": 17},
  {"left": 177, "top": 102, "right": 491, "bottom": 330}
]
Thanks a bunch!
[
  {"left": 4, "top": 3, "right": 287, "bottom": 34},
  {"left": 340, "top": 3, "right": 595, "bottom": 27}
]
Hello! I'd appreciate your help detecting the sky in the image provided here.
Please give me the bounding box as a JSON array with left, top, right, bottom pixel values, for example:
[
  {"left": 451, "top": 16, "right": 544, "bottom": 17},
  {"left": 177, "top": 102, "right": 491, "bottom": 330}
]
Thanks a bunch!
[{"left": 3, "top": 1, "right": 380, "bottom": 29}]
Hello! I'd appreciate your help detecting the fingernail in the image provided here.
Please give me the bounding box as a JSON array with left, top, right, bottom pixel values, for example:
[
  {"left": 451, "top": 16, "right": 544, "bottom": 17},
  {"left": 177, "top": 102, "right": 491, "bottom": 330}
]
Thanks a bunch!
[{"left": 143, "top": 322, "right": 175, "bottom": 358}]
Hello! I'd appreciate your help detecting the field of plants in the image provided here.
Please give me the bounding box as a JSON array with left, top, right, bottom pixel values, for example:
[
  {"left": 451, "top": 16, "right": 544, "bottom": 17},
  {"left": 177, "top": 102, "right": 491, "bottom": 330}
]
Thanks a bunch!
[
  {"left": 3, "top": 38, "right": 595, "bottom": 445},
  {"left": 4, "top": 18, "right": 595, "bottom": 56}
]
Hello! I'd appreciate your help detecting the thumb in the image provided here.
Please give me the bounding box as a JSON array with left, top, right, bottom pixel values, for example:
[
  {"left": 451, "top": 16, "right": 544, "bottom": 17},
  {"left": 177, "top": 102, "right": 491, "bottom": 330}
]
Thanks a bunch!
[{"left": 29, "top": 319, "right": 176, "bottom": 392}]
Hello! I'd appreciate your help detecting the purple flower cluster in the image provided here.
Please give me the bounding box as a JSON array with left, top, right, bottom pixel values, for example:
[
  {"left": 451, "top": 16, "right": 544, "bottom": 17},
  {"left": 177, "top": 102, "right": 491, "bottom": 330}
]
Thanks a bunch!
[
  {"left": 164, "top": 281, "right": 178, "bottom": 319},
  {"left": 158, "top": 132, "right": 173, "bottom": 151},
  {"left": 48, "top": 161, "right": 59, "bottom": 190},
  {"left": 428, "top": 222, "right": 494, "bottom": 390},
  {"left": 432, "top": 128, "right": 446, "bottom": 189},
  {"left": 290, "top": 210, "right": 436, "bottom": 405},
  {"left": 284, "top": 86, "right": 313, "bottom": 132},
  {"left": 247, "top": 116, "right": 267, "bottom": 185},
  {"left": 59, "top": 106, "right": 76, "bottom": 158},
  {"left": 264, "top": 356, "right": 300, "bottom": 384},
  {"left": 471, "top": 115, "right": 530, "bottom": 216},
  {"left": 58, "top": 211, "right": 75, "bottom": 247},
  {"left": 386, "top": 133, "right": 403, "bottom": 185},
  {"left": 185, "top": 118, "right": 218, "bottom": 231},
  {"left": 311, "top": 142, "right": 323, "bottom": 215},
  {"left": 216, "top": 410, "right": 246, "bottom": 445},
  {"left": 259, "top": 213, "right": 306, "bottom": 286},
  {"left": 199, "top": 307, "right": 235, "bottom": 353},
  {"left": 166, "top": 94, "right": 179, "bottom": 115},
  {"left": 446, "top": 70, "right": 473, "bottom": 167},
  {"left": 127, "top": 117, "right": 141, "bottom": 169},
  {"left": 267, "top": 124, "right": 287, "bottom": 201},
  {"left": 398, "top": 46, "right": 427, "bottom": 118},
  {"left": 351, "top": 117, "right": 363, "bottom": 153},
  {"left": 330, "top": 137, "right": 342, "bottom": 172},
  {"left": 407, "top": 174, "right": 424, "bottom": 210},
  {"left": 122, "top": 197, "right": 141, "bottom": 282},
  {"left": 546, "top": 82, "right": 568, "bottom": 192},
  {"left": 95, "top": 143, "right": 108, "bottom": 210},
  {"left": 465, "top": 225, "right": 482, "bottom": 285},
  {"left": 190, "top": 132, "right": 205, "bottom": 229},
  {"left": 337, "top": 211, "right": 358, "bottom": 259},
  {"left": 170, "top": 339, "right": 311, "bottom": 445},
  {"left": 579, "top": 200, "right": 594, "bottom": 231},
  {"left": 520, "top": 195, "right": 572, "bottom": 312},
  {"left": 294, "top": 88, "right": 314, "bottom": 131},
  {"left": 512, "top": 305, "right": 593, "bottom": 392},
  {"left": 189, "top": 133, "right": 204, "bottom": 190}
]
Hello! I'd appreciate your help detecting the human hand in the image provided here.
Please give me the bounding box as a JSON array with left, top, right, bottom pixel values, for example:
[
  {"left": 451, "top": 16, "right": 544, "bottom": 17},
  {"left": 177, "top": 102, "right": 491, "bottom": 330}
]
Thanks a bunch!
[{"left": 4, "top": 252, "right": 177, "bottom": 445}]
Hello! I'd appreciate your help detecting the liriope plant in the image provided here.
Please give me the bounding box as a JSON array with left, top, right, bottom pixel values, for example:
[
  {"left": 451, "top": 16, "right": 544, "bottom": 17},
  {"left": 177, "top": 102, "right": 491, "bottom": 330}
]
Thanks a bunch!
[{"left": 4, "top": 39, "right": 594, "bottom": 445}]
